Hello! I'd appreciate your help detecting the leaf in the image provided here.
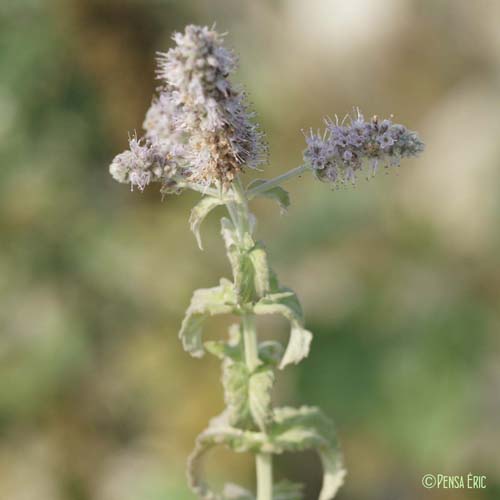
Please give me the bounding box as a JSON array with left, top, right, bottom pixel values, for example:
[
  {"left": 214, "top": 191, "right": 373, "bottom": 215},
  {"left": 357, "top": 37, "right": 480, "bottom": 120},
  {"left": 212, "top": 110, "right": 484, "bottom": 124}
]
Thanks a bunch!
[
  {"left": 221, "top": 219, "right": 275, "bottom": 302},
  {"left": 269, "top": 407, "right": 346, "bottom": 500},
  {"left": 248, "top": 242, "right": 271, "bottom": 297},
  {"left": 223, "top": 361, "right": 274, "bottom": 431},
  {"left": 187, "top": 411, "right": 267, "bottom": 500},
  {"left": 187, "top": 407, "right": 345, "bottom": 500},
  {"left": 189, "top": 196, "right": 224, "bottom": 250},
  {"left": 253, "top": 289, "right": 303, "bottom": 321},
  {"left": 247, "top": 179, "right": 291, "bottom": 214},
  {"left": 221, "top": 218, "right": 256, "bottom": 303},
  {"left": 179, "top": 279, "right": 237, "bottom": 357},
  {"left": 223, "top": 361, "right": 253, "bottom": 428},
  {"left": 249, "top": 366, "right": 274, "bottom": 431},
  {"left": 280, "top": 322, "right": 313, "bottom": 370},
  {"left": 253, "top": 288, "right": 312, "bottom": 369},
  {"left": 273, "top": 480, "right": 304, "bottom": 500},
  {"left": 318, "top": 447, "right": 346, "bottom": 500}
]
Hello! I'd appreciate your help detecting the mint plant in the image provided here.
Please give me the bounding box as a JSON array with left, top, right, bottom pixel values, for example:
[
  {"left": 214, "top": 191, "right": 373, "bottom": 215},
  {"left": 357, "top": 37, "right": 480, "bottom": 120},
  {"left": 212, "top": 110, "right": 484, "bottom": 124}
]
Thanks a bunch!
[{"left": 109, "top": 25, "right": 424, "bottom": 500}]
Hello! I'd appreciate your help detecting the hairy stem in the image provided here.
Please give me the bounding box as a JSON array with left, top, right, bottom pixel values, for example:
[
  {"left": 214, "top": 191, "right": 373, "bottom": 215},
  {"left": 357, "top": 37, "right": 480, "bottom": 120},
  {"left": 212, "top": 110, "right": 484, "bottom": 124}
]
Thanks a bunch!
[
  {"left": 247, "top": 164, "right": 309, "bottom": 199},
  {"left": 228, "top": 176, "right": 273, "bottom": 500}
]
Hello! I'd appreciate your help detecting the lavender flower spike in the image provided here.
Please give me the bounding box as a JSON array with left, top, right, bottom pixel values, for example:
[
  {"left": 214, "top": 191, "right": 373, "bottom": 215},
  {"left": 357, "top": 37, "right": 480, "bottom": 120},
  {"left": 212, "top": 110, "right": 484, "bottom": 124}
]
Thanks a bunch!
[
  {"left": 156, "top": 25, "right": 267, "bottom": 186},
  {"left": 109, "top": 25, "right": 266, "bottom": 194},
  {"left": 303, "top": 110, "right": 424, "bottom": 187}
]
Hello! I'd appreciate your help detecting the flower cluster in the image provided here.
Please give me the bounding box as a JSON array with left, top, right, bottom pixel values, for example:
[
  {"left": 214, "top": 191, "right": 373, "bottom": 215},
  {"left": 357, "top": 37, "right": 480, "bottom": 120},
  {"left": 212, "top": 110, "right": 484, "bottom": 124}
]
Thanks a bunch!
[
  {"left": 303, "top": 110, "right": 424, "bottom": 186},
  {"left": 109, "top": 136, "right": 181, "bottom": 193},
  {"left": 109, "top": 25, "right": 266, "bottom": 193}
]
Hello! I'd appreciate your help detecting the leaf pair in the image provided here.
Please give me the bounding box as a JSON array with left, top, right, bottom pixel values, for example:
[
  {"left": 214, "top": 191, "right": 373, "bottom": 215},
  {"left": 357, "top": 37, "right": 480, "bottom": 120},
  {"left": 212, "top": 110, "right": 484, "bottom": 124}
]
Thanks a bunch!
[
  {"left": 223, "top": 360, "right": 274, "bottom": 431},
  {"left": 188, "top": 182, "right": 290, "bottom": 253},
  {"left": 221, "top": 217, "right": 272, "bottom": 303},
  {"left": 179, "top": 283, "right": 312, "bottom": 370},
  {"left": 187, "top": 406, "right": 345, "bottom": 500}
]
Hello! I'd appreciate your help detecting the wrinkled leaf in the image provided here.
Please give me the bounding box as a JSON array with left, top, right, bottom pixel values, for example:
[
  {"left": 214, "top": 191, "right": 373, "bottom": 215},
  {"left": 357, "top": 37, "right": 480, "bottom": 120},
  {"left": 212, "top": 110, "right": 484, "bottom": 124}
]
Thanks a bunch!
[
  {"left": 248, "top": 242, "right": 271, "bottom": 297},
  {"left": 223, "top": 361, "right": 253, "bottom": 428},
  {"left": 221, "top": 218, "right": 256, "bottom": 302},
  {"left": 270, "top": 407, "right": 345, "bottom": 500},
  {"left": 221, "top": 219, "right": 274, "bottom": 303},
  {"left": 247, "top": 179, "right": 291, "bottom": 214},
  {"left": 253, "top": 288, "right": 312, "bottom": 369},
  {"left": 187, "top": 411, "right": 267, "bottom": 500},
  {"left": 189, "top": 196, "right": 224, "bottom": 250},
  {"left": 179, "top": 279, "right": 237, "bottom": 357},
  {"left": 249, "top": 366, "right": 274, "bottom": 430},
  {"left": 222, "top": 361, "right": 274, "bottom": 431},
  {"left": 280, "top": 322, "right": 313, "bottom": 370},
  {"left": 187, "top": 407, "right": 344, "bottom": 500}
]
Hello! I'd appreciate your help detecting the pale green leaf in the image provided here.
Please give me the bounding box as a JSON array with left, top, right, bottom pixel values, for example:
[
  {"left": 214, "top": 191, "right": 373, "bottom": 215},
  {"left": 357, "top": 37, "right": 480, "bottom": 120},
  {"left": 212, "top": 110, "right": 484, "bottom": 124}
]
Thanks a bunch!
[
  {"left": 247, "top": 179, "right": 291, "bottom": 214},
  {"left": 221, "top": 218, "right": 256, "bottom": 303},
  {"left": 253, "top": 289, "right": 303, "bottom": 322},
  {"left": 270, "top": 406, "right": 346, "bottom": 500},
  {"left": 189, "top": 196, "right": 224, "bottom": 250},
  {"left": 222, "top": 361, "right": 274, "bottom": 431},
  {"left": 248, "top": 242, "right": 271, "bottom": 297},
  {"left": 187, "top": 411, "right": 267, "bottom": 499},
  {"left": 253, "top": 289, "right": 312, "bottom": 369},
  {"left": 179, "top": 279, "right": 237, "bottom": 357},
  {"left": 223, "top": 361, "right": 253, "bottom": 428},
  {"left": 187, "top": 408, "right": 344, "bottom": 500},
  {"left": 318, "top": 447, "right": 346, "bottom": 500},
  {"left": 279, "top": 322, "right": 313, "bottom": 370},
  {"left": 249, "top": 366, "right": 274, "bottom": 431}
]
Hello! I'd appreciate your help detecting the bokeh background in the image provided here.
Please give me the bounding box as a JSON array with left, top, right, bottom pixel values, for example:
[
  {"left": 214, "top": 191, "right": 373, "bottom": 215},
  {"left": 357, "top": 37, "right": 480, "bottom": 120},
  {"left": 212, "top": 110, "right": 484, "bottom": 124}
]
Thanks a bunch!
[{"left": 1, "top": 0, "right": 500, "bottom": 499}]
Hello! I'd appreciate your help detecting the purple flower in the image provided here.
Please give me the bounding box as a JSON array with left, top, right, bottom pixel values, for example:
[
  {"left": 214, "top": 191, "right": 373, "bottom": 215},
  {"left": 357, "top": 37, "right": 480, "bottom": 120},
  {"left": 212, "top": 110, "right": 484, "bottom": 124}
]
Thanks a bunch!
[
  {"left": 377, "top": 132, "right": 395, "bottom": 150},
  {"left": 109, "top": 25, "right": 267, "bottom": 192},
  {"left": 303, "top": 110, "right": 424, "bottom": 187},
  {"left": 343, "top": 150, "right": 354, "bottom": 162}
]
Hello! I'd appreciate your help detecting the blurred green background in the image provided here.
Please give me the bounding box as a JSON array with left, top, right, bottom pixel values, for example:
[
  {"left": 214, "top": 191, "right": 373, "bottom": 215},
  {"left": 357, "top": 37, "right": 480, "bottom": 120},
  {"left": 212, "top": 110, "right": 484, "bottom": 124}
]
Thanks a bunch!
[{"left": 1, "top": 0, "right": 499, "bottom": 499}]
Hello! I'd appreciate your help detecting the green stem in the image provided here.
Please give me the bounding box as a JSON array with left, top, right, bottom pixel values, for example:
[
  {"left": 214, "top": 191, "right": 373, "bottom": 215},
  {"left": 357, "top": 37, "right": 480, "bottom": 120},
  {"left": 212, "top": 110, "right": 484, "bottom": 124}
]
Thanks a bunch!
[
  {"left": 247, "top": 164, "right": 310, "bottom": 199},
  {"left": 228, "top": 175, "right": 273, "bottom": 500},
  {"left": 256, "top": 453, "right": 273, "bottom": 500},
  {"left": 232, "top": 176, "right": 251, "bottom": 235},
  {"left": 242, "top": 314, "right": 260, "bottom": 371},
  {"left": 242, "top": 313, "right": 271, "bottom": 500}
]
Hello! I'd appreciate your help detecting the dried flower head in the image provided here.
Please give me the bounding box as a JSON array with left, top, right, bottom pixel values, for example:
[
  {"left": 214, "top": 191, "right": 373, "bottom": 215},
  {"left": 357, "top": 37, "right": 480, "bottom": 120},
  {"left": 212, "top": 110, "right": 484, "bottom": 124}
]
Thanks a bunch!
[
  {"left": 109, "top": 25, "right": 266, "bottom": 193},
  {"left": 303, "top": 110, "right": 424, "bottom": 187}
]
